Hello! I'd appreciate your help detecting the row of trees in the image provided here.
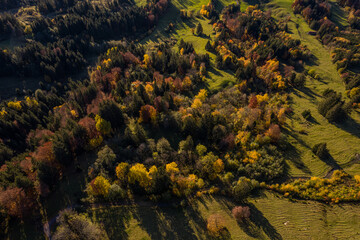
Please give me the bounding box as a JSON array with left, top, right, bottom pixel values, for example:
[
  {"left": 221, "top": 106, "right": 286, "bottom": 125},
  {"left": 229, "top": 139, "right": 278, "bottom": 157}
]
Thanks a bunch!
[{"left": 270, "top": 170, "right": 360, "bottom": 203}]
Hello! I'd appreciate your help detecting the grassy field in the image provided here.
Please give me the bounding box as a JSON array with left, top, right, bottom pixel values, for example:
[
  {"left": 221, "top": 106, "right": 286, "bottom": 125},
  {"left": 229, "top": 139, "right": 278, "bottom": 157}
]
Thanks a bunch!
[
  {"left": 87, "top": 191, "right": 360, "bottom": 240},
  {"left": 265, "top": 0, "right": 360, "bottom": 178}
]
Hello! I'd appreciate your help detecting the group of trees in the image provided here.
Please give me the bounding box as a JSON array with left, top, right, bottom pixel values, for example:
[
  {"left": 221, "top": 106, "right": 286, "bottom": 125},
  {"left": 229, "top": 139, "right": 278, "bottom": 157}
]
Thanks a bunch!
[
  {"left": 207, "top": 5, "right": 310, "bottom": 92},
  {"left": 79, "top": 28, "right": 294, "bottom": 203},
  {"left": 0, "top": 0, "right": 28, "bottom": 10},
  {"left": 318, "top": 89, "right": 348, "bottom": 122},
  {"left": 37, "top": 0, "right": 79, "bottom": 14},
  {"left": 337, "top": 0, "right": 360, "bottom": 29},
  {"left": 4, "top": 35, "right": 294, "bottom": 217},
  {"left": 0, "top": 14, "right": 23, "bottom": 39},
  {"left": 1, "top": 40, "right": 88, "bottom": 80}
]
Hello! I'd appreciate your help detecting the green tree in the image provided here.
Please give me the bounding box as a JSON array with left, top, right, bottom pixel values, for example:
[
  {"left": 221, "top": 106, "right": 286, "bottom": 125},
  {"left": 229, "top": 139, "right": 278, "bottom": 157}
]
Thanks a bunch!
[
  {"left": 93, "top": 145, "right": 116, "bottom": 176},
  {"left": 53, "top": 209, "right": 109, "bottom": 240},
  {"left": 232, "top": 177, "right": 255, "bottom": 199},
  {"left": 157, "top": 137, "right": 173, "bottom": 155},
  {"left": 205, "top": 40, "right": 212, "bottom": 51},
  {"left": 95, "top": 115, "right": 111, "bottom": 135},
  {"left": 99, "top": 100, "right": 124, "bottom": 129},
  {"left": 196, "top": 23, "right": 203, "bottom": 35}
]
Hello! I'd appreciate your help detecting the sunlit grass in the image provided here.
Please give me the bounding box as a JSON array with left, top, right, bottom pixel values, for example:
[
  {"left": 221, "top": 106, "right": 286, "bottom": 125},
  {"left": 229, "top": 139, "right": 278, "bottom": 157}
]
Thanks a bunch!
[
  {"left": 266, "top": 0, "right": 360, "bottom": 177},
  {"left": 87, "top": 192, "right": 360, "bottom": 240}
]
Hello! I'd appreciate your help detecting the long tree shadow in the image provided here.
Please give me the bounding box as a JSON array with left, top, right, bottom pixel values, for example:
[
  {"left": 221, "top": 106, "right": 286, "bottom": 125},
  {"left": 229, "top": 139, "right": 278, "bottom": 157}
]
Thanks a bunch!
[
  {"left": 334, "top": 116, "right": 360, "bottom": 139},
  {"left": 281, "top": 126, "right": 312, "bottom": 175},
  {"left": 329, "top": 1, "right": 349, "bottom": 29},
  {"left": 282, "top": 127, "right": 311, "bottom": 149},
  {"left": 304, "top": 53, "right": 319, "bottom": 67},
  {"left": 185, "top": 202, "right": 217, "bottom": 239},
  {"left": 237, "top": 203, "right": 283, "bottom": 240},
  {"left": 133, "top": 202, "right": 209, "bottom": 240},
  {"left": 319, "top": 153, "right": 341, "bottom": 170},
  {"left": 133, "top": 205, "right": 170, "bottom": 240},
  {"left": 282, "top": 140, "right": 312, "bottom": 176},
  {"left": 294, "top": 86, "right": 321, "bottom": 100},
  {"left": 86, "top": 206, "right": 132, "bottom": 240}
]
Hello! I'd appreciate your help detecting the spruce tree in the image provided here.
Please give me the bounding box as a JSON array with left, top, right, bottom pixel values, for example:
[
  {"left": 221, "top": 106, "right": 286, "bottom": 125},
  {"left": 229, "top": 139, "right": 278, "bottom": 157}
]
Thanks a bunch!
[{"left": 196, "top": 23, "right": 203, "bottom": 36}]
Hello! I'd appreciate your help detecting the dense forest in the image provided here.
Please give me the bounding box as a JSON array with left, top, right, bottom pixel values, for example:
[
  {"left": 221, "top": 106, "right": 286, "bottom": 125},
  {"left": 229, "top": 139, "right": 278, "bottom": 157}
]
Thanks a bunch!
[
  {"left": 1, "top": 0, "right": 360, "bottom": 239},
  {"left": 0, "top": 2, "right": 310, "bottom": 220}
]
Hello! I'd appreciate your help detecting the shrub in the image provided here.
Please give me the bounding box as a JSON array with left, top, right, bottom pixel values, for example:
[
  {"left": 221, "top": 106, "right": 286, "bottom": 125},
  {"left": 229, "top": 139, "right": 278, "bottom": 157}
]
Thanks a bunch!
[
  {"left": 312, "top": 143, "right": 329, "bottom": 159},
  {"left": 232, "top": 177, "right": 255, "bottom": 199},
  {"left": 293, "top": 73, "right": 306, "bottom": 87},
  {"left": 232, "top": 206, "right": 251, "bottom": 221},
  {"left": 53, "top": 209, "right": 109, "bottom": 240},
  {"left": 301, "top": 109, "right": 312, "bottom": 120},
  {"left": 308, "top": 69, "right": 316, "bottom": 77},
  {"left": 108, "top": 184, "right": 126, "bottom": 201},
  {"left": 207, "top": 214, "right": 226, "bottom": 236}
]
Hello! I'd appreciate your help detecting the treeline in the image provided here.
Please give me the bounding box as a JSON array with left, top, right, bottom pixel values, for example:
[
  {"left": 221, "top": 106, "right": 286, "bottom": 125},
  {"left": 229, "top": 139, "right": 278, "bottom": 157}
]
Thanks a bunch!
[
  {"left": 0, "top": 0, "right": 78, "bottom": 12},
  {"left": 292, "top": 0, "right": 331, "bottom": 28},
  {"left": 1, "top": 39, "right": 87, "bottom": 79},
  {"left": 339, "top": 0, "right": 360, "bottom": 30},
  {"left": 337, "top": 0, "right": 360, "bottom": 9}
]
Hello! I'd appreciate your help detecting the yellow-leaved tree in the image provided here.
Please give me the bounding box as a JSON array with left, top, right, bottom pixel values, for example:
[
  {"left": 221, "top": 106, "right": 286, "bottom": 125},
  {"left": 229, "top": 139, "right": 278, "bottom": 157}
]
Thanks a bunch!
[
  {"left": 191, "top": 98, "right": 203, "bottom": 109},
  {"left": 166, "top": 162, "right": 180, "bottom": 175},
  {"left": 143, "top": 54, "right": 151, "bottom": 68},
  {"left": 128, "top": 163, "right": 152, "bottom": 188},
  {"left": 116, "top": 162, "right": 130, "bottom": 182},
  {"left": 195, "top": 89, "right": 208, "bottom": 101},
  {"left": 90, "top": 176, "right": 111, "bottom": 197},
  {"left": 95, "top": 115, "right": 111, "bottom": 135},
  {"left": 213, "top": 159, "right": 224, "bottom": 173}
]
